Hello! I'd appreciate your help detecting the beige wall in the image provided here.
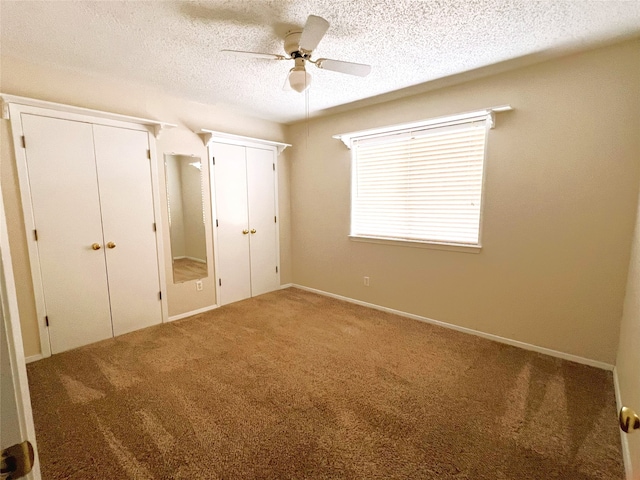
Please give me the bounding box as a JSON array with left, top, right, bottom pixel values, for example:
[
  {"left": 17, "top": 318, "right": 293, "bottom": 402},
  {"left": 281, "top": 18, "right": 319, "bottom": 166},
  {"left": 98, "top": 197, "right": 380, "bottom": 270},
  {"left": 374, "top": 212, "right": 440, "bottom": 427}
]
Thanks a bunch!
[
  {"left": 288, "top": 39, "right": 640, "bottom": 365},
  {"left": 0, "top": 55, "right": 292, "bottom": 357},
  {"left": 616, "top": 186, "right": 640, "bottom": 477},
  {"left": 277, "top": 148, "right": 293, "bottom": 287}
]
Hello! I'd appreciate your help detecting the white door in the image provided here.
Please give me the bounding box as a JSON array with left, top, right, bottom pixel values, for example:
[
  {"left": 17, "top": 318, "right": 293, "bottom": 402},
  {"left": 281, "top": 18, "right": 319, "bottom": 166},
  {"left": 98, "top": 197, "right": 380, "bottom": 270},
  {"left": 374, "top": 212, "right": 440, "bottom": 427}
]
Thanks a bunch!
[
  {"left": 93, "top": 125, "right": 162, "bottom": 336},
  {"left": 22, "top": 114, "right": 113, "bottom": 354},
  {"left": 616, "top": 195, "right": 640, "bottom": 476},
  {"left": 1, "top": 182, "right": 41, "bottom": 480},
  {"left": 246, "top": 147, "right": 279, "bottom": 296},
  {"left": 213, "top": 142, "right": 251, "bottom": 305},
  {"left": 212, "top": 142, "right": 279, "bottom": 306}
]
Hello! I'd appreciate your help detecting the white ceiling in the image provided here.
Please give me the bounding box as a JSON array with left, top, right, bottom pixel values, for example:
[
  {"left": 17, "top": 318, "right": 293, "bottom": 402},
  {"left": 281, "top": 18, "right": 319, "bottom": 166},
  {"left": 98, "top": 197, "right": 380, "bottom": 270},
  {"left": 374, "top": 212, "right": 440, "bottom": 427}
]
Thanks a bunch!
[{"left": 2, "top": 1, "right": 639, "bottom": 124}]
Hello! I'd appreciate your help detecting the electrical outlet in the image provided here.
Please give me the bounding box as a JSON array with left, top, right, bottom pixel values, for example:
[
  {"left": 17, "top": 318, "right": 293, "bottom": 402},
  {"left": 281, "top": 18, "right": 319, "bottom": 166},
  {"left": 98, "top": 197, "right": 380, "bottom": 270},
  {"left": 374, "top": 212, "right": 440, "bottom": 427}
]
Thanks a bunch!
[
  {"left": 364, "top": 276, "right": 370, "bottom": 287},
  {"left": 196, "top": 280, "right": 203, "bottom": 291}
]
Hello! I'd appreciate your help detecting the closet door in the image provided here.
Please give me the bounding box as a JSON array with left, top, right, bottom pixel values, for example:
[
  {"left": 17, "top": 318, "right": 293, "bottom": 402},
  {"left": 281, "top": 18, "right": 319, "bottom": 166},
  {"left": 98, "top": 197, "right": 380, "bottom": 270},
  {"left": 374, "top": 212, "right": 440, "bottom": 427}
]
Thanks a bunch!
[
  {"left": 93, "top": 125, "right": 162, "bottom": 336},
  {"left": 213, "top": 142, "right": 251, "bottom": 305},
  {"left": 246, "top": 147, "right": 279, "bottom": 296},
  {"left": 21, "top": 114, "right": 113, "bottom": 354}
]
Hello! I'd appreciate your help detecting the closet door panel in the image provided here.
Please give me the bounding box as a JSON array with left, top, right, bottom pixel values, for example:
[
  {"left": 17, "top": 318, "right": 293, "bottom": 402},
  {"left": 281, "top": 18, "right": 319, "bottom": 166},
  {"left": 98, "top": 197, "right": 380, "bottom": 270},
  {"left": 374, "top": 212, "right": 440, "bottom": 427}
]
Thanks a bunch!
[
  {"left": 21, "top": 114, "right": 113, "bottom": 354},
  {"left": 92, "top": 125, "right": 162, "bottom": 336},
  {"left": 246, "top": 147, "right": 279, "bottom": 297},
  {"left": 212, "top": 142, "right": 251, "bottom": 305}
]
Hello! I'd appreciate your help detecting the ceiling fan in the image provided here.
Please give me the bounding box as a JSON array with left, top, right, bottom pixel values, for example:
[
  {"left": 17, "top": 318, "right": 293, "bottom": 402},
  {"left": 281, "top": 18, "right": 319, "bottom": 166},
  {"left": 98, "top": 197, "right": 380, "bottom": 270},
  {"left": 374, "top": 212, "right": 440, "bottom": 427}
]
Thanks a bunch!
[{"left": 222, "top": 15, "right": 371, "bottom": 93}]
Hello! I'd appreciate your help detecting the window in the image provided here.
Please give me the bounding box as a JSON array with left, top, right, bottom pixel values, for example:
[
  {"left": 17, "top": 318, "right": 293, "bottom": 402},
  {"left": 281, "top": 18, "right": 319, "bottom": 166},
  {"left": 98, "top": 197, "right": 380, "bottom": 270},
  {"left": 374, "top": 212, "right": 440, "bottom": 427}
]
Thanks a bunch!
[{"left": 338, "top": 108, "right": 510, "bottom": 248}]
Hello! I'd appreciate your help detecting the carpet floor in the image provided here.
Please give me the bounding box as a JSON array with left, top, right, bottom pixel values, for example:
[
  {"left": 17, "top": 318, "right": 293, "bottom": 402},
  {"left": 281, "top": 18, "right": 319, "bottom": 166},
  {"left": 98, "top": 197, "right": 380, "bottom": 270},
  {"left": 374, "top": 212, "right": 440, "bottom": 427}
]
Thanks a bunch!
[{"left": 27, "top": 287, "right": 624, "bottom": 479}]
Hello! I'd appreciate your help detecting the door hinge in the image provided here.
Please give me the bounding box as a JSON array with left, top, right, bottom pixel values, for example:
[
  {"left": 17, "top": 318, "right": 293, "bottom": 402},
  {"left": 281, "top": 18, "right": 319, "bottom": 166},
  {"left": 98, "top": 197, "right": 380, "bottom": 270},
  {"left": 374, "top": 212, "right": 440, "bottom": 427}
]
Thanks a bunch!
[
  {"left": 21, "top": 136, "right": 26, "bottom": 148},
  {"left": 219, "top": 279, "right": 222, "bottom": 286},
  {"left": 216, "top": 219, "right": 219, "bottom": 227},
  {"left": 159, "top": 291, "right": 162, "bottom": 300},
  {"left": 212, "top": 157, "right": 215, "bottom": 166},
  {"left": 153, "top": 222, "right": 157, "bottom": 232},
  {"left": 276, "top": 266, "right": 278, "bottom": 273},
  {"left": 273, "top": 163, "right": 275, "bottom": 171},
  {"left": 33, "top": 229, "right": 38, "bottom": 241},
  {"left": 274, "top": 216, "right": 277, "bottom": 223},
  {"left": 45, "top": 315, "right": 49, "bottom": 327},
  {"left": 147, "top": 149, "right": 151, "bottom": 160}
]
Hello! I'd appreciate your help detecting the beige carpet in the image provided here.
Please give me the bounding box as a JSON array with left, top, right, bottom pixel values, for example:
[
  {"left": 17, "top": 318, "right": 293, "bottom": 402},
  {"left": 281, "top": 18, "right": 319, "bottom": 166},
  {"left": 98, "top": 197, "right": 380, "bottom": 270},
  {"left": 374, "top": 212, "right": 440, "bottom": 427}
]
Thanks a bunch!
[{"left": 27, "top": 288, "right": 624, "bottom": 479}]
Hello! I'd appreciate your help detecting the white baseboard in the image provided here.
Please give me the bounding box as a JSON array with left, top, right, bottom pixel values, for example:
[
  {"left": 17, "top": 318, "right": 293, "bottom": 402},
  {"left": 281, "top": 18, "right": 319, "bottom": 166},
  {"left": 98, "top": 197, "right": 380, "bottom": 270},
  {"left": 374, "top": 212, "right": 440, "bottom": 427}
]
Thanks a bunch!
[
  {"left": 280, "top": 283, "right": 293, "bottom": 289},
  {"left": 613, "top": 367, "right": 633, "bottom": 479},
  {"left": 288, "top": 284, "right": 615, "bottom": 371},
  {"left": 168, "top": 304, "right": 218, "bottom": 322},
  {"left": 25, "top": 354, "right": 44, "bottom": 364}
]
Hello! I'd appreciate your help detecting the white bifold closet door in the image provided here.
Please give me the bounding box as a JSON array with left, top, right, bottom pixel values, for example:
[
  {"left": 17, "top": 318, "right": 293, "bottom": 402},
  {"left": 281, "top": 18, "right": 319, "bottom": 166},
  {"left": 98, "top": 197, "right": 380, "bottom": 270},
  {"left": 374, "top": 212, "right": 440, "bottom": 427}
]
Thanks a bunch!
[
  {"left": 92, "top": 125, "right": 161, "bottom": 336},
  {"left": 21, "top": 114, "right": 162, "bottom": 354},
  {"left": 213, "top": 142, "right": 279, "bottom": 306},
  {"left": 246, "top": 147, "right": 278, "bottom": 296}
]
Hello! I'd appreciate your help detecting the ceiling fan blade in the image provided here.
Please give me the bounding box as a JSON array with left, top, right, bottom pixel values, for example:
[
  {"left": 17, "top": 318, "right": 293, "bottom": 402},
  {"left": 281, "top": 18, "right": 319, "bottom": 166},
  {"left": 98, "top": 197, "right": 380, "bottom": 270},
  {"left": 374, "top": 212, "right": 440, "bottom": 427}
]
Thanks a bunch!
[
  {"left": 221, "top": 49, "right": 286, "bottom": 60},
  {"left": 315, "top": 58, "right": 372, "bottom": 77},
  {"left": 298, "top": 15, "right": 329, "bottom": 52}
]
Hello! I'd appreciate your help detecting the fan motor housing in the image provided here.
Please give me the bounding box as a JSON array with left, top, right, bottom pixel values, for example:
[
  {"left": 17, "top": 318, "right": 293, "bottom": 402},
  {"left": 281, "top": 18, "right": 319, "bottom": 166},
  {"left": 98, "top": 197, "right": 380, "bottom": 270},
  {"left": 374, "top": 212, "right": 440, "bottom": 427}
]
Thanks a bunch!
[{"left": 284, "top": 31, "right": 305, "bottom": 57}]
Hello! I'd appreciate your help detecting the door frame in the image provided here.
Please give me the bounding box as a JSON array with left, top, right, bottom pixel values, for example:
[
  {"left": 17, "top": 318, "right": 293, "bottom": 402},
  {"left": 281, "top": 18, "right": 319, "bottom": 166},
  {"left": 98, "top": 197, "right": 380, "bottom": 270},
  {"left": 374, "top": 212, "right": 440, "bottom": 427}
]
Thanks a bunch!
[
  {"left": 5, "top": 99, "right": 170, "bottom": 358},
  {"left": 0, "top": 179, "right": 41, "bottom": 479},
  {"left": 204, "top": 133, "right": 288, "bottom": 306}
]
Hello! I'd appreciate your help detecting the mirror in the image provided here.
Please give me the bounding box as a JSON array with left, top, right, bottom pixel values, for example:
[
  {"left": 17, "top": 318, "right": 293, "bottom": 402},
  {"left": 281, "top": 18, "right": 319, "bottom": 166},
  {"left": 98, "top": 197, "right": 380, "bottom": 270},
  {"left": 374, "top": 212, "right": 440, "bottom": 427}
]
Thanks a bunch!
[{"left": 165, "top": 154, "right": 208, "bottom": 283}]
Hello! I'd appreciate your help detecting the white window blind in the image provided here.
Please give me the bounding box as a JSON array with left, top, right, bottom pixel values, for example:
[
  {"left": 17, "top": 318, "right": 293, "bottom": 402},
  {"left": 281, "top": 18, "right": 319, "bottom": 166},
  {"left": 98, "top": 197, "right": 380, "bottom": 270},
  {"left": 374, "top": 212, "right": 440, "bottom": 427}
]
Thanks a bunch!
[{"left": 351, "top": 119, "right": 488, "bottom": 246}]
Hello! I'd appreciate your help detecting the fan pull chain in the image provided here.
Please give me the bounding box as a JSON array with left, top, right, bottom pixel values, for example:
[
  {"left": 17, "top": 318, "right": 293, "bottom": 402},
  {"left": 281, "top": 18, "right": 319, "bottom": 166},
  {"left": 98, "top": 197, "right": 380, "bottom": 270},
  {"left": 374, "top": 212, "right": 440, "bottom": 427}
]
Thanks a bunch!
[{"left": 305, "top": 86, "right": 310, "bottom": 138}]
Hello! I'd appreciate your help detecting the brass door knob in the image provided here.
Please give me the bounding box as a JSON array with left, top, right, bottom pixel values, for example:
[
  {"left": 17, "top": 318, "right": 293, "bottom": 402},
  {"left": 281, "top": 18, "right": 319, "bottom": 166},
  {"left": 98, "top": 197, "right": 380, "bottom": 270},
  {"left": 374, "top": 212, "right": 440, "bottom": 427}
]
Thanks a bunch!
[
  {"left": 91, "top": 243, "right": 101, "bottom": 250},
  {"left": 107, "top": 242, "right": 116, "bottom": 249},
  {"left": 620, "top": 406, "right": 640, "bottom": 433},
  {"left": 242, "top": 229, "right": 249, "bottom": 235},
  {"left": 1, "top": 441, "right": 34, "bottom": 479},
  {"left": 250, "top": 229, "right": 257, "bottom": 234}
]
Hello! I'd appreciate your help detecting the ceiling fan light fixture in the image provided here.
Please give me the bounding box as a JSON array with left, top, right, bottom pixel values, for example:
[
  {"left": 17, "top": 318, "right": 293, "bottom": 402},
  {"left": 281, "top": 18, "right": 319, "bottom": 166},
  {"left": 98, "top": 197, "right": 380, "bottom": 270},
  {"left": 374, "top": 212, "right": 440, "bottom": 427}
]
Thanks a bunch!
[
  {"left": 224, "top": 15, "right": 371, "bottom": 94},
  {"left": 288, "top": 66, "right": 312, "bottom": 93}
]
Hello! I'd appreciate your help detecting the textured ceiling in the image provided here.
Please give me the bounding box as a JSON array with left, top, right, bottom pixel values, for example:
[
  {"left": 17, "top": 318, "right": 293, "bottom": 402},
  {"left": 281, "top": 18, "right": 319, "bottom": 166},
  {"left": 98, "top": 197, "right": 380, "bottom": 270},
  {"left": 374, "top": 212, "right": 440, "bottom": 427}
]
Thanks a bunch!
[{"left": 2, "top": 1, "right": 640, "bottom": 124}]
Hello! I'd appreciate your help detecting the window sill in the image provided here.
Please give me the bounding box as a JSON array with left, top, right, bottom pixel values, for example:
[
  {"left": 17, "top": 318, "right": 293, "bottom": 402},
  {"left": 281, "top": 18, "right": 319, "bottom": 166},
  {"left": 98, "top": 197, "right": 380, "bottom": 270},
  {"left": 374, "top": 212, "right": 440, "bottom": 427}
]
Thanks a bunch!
[{"left": 348, "top": 235, "right": 482, "bottom": 254}]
